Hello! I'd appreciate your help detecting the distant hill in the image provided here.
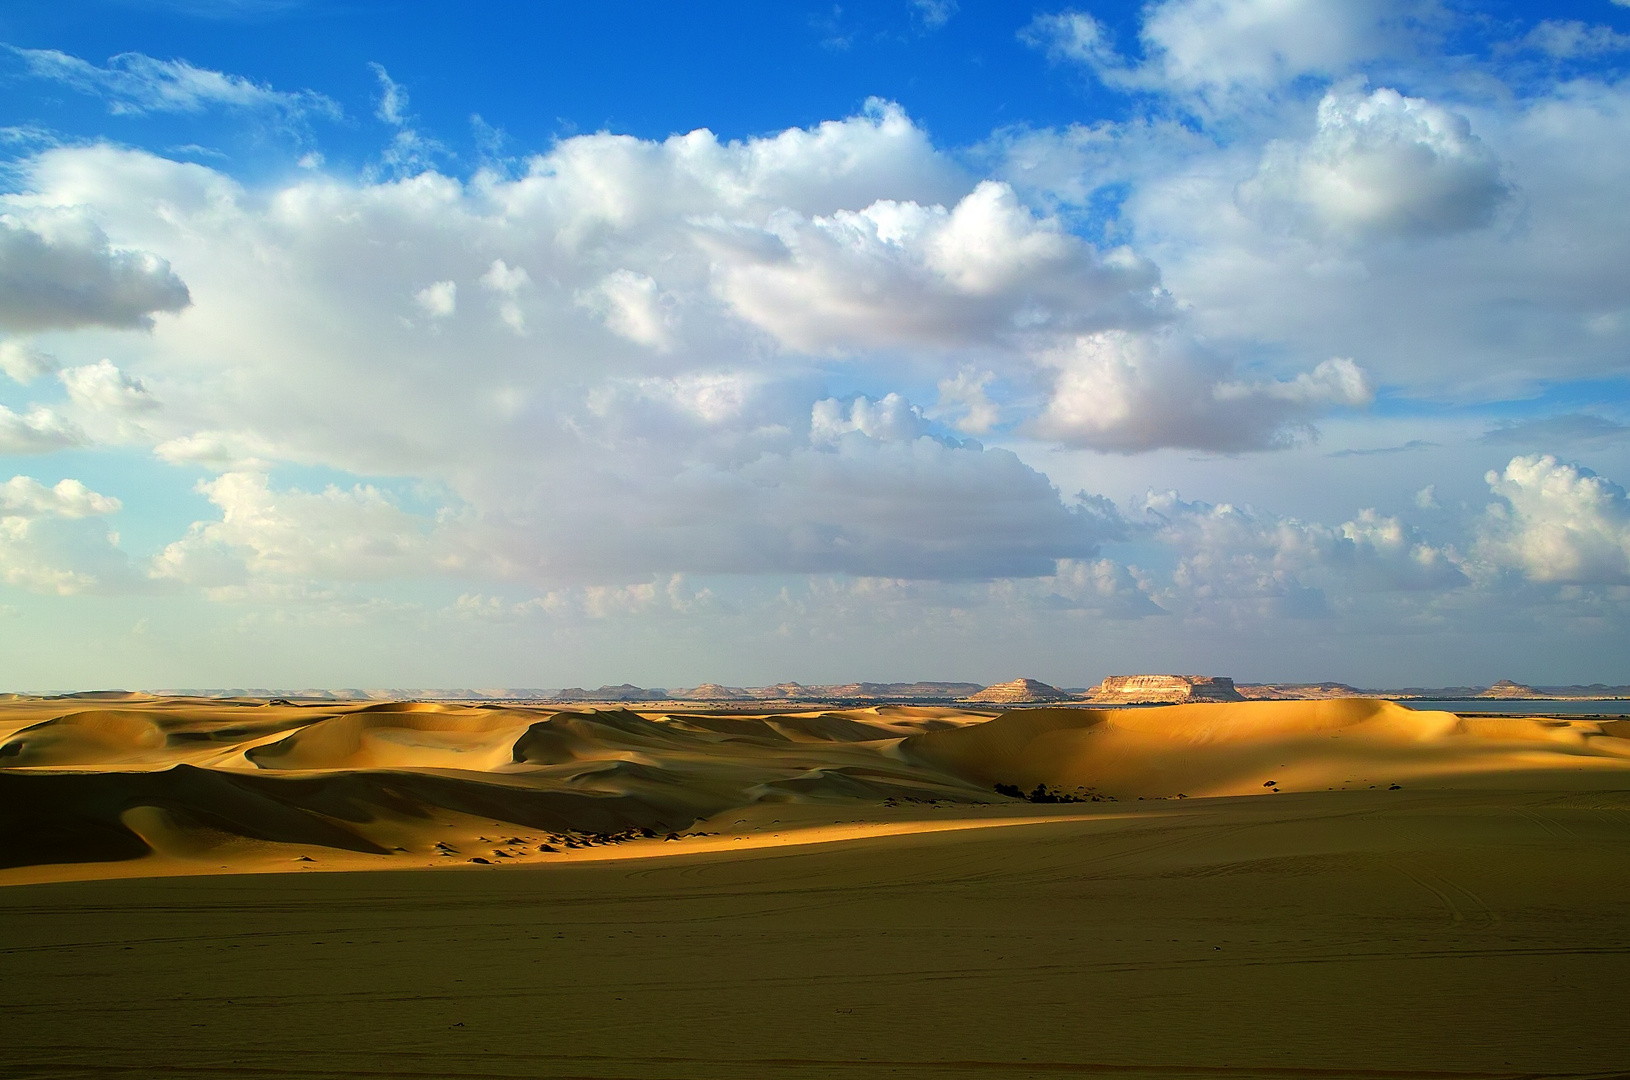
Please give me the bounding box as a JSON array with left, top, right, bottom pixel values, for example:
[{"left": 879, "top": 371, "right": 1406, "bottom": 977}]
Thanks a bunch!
[
  {"left": 1234, "top": 680, "right": 1630, "bottom": 701},
  {"left": 1237, "top": 683, "right": 1366, "bottom": 700},
  {"left": 1377, "top": 682, "right": 1630, "bottom": 700},
  {"left": 961, "top": 678, "right": 1074, "bottom": 704},
  {"left": 552, "top": 684, "right": 669, "bottom": 703},
  {"left": 1088, "top": 675, "right": 1243, "bottom": 704}
]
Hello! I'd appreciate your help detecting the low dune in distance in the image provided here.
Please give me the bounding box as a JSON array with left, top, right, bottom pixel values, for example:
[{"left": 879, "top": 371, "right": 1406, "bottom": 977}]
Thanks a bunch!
[{"left": 1, "top": 695, "right": 1628, "bottom": 883}]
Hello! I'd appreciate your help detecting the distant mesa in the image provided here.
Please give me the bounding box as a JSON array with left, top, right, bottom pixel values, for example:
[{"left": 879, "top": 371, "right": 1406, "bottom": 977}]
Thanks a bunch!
[
  {"left": 1478, "top": 679, "right": 1543, "bottom": 700},
  {"left": 683, "top": 683, "right": 753, "bottom": 701},
  {"left": 961, "top": 678, "right": 1075, "bottom": 704},
  {"left": 1087, "top": 675, "right": 1244, "bottom": 705}
]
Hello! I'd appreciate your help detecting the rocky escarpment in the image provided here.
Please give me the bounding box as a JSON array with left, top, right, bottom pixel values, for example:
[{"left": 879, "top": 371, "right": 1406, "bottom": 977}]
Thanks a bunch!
[{"left": 1087, "top": 675, "right": 1244, "bottom": 704}]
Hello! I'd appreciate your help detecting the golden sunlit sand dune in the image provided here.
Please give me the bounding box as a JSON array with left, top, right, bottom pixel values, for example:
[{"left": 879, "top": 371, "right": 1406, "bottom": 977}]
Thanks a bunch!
[{"left": 906, "top": 697, "right": 1630, "bottom": 799}]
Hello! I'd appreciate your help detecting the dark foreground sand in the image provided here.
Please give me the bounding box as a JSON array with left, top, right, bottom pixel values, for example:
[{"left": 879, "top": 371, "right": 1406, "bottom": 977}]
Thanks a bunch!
[{"left": 4, "top": 787, "right": 1629, "bottom": 1079}]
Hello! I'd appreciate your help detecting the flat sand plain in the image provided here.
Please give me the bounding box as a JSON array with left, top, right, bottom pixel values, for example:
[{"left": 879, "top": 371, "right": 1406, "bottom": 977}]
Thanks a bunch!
[{"left": 3, "top": 696, "right": 1629, "bottom": 1077}]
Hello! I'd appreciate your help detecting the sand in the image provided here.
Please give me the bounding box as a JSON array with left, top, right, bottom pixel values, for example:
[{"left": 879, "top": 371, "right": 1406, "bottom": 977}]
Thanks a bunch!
[
  {"left": 3, "top": 697, "right": 1629, "bottom": 1075},
  {"left": 4, "top": 696, "right": 1628, "bottom": 884}
]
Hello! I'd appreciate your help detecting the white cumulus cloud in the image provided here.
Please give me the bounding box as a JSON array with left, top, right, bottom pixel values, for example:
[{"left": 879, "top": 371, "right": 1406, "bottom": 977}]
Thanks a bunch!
[
  {"left": 1022, "top": 0, "right": 1423, "bottom": 103},
  {"left": 810, "top": 393, "right": 929, "bottom": 443},
  {"left": 705, "top": 180, "right": 1163, "bottom": 352},
  {"left": 0, "top": 476, "right": 121, "bottom": 518},
  {"left": 1032, "top": 330, "right": 1371, "bottom": 452},
  {"left": 0, "top": 340, "right": 58, "bottom": 383},
  {"left": 931, "top": 367, "right": 1001, "bottom": 435},
  {"left": 1241, "top": 87, "right": 1508, "bottom": 239},
  {"left": 60, "top": 359, "right": 160, "bottom": 414},
  {"left": 1478, "top": 455, "right": 1630, "bottom": 584},
  {"left": 414, "top": 280, "right": 457, "bottom": 319},
  {"left": 0, "top": 404, "right": 86, "bottom": 454},
  {"left": 1139, "top": 0, "right": 1412, "bottom": 96},
  {"left": 0, "top": 475, "right": 130, "bottom": 594},
  {"left": 1139, "top": 490, "right": 1466, "bottom": 624},
  {"left": 152, "top": 472, "right": 447, "bottom": 588}
]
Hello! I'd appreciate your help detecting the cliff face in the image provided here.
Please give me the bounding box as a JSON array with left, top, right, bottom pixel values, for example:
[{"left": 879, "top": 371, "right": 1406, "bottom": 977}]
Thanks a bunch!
[{"left": 1088, "top": 675, "right": 1244, "bottom": 704}]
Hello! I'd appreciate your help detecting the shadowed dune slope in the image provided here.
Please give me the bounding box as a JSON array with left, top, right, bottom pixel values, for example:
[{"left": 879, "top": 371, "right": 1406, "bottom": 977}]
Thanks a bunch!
[{"left": 0, "top": 764, "right": 728, "bottom": 871}]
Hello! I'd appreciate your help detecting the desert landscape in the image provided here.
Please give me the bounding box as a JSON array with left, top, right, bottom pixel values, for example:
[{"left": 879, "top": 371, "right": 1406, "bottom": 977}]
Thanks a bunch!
[
  {"left": 5, "top": 690, "right": 1630, "bottom": 1077},
  {"left": 7, "top": 2, "right": 1630, "bottom": 1075}
]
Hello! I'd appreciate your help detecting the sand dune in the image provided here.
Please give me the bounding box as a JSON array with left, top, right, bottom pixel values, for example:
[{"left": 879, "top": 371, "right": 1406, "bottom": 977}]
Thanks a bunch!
[
  {"left": 245, "top": 707, "right": 533, "bottom": 771},
  {"left": 2, "top": 696, "right": 1629, "bottom": 882},
  {"left": 906, "top": 698, "right": 1630, "bottom": 798},
  {"left": 1, "top": 709, "right": 170, "bottom": 766}
]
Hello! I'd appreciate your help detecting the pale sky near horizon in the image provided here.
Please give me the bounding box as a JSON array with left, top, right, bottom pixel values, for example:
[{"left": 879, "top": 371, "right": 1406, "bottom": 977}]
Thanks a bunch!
[{"left": 1, "top": 0, "right": 1628, "bottom": 691}]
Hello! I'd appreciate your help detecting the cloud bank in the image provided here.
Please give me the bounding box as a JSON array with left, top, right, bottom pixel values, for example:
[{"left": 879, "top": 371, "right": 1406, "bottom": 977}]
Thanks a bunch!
[{"left": 0, "top": 101, "right": 1374, "bottom": 598}]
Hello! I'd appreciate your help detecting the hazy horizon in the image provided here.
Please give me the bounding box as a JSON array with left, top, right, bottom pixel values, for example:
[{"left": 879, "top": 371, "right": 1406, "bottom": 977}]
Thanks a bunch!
[{"left": 14, "top": 674, "right": 1630, "bottom": 699}]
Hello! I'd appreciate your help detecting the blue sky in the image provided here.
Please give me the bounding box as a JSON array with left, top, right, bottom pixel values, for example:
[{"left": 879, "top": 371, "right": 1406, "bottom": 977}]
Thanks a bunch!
[
  {"left": 1, "top": 0, "right": 1628, "bottom": 690},
  {"left": 2, "top": 2, "right": 1136, "bottom": 148}
]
